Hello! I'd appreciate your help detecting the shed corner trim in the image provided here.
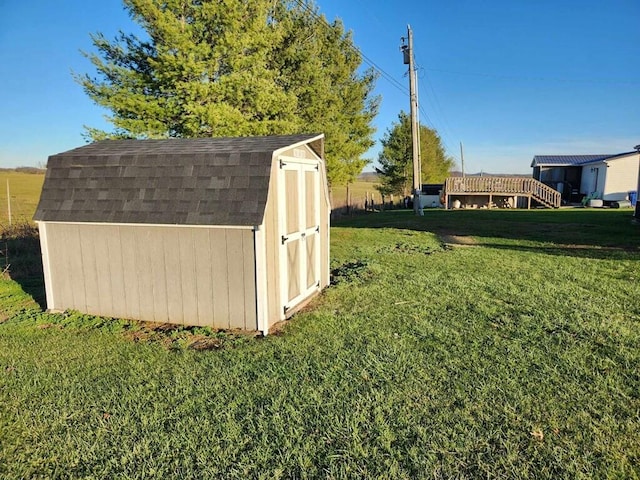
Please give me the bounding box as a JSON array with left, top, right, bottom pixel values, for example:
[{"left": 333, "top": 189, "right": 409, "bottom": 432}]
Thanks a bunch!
[
  {"left": 253, "top": 223, "right": 269, "bottom": 335},
  {"left": 35, "top": 221, "right": 55, "bottom": 311}
]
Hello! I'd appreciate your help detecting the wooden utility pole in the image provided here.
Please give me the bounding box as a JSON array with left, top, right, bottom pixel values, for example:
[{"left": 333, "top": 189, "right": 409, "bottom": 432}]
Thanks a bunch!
[
  {"left": 635, "top": 144, "right": 640, "bottom": 219},
  {"left": 460, "top": 142, "right": 465, "bottom": 178},
  {"left": 402, "top": 25, "right": 422, "bottom": 215},
  {"left": 6, "top": 179, "right": 11, "bottom": 226}
]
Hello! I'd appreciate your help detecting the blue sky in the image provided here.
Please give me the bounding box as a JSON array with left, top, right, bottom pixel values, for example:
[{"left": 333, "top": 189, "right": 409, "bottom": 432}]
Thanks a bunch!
[{"left": 1, "top": 0, "right": 638, "bottom": 174}]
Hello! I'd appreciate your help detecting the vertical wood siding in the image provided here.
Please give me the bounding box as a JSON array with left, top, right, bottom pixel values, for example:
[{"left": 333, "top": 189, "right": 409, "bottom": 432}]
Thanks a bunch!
[
  {"left": 263, "top": 159, "right": 283, "bottom": 326},
  {"left": 320, "top": 170, "right": 330, "bottom": 290},
  {"left": 119, "top": 227, "right": 141, "bottom": 320},
  {"left": 43, "top": 223, "right": 257, "bottom": 330}
]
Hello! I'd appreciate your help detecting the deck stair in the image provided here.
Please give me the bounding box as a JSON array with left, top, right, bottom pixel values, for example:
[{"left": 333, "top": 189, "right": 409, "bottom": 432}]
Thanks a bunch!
[{"left": 443, "top": 176, "right": 561, "bottom": 209}]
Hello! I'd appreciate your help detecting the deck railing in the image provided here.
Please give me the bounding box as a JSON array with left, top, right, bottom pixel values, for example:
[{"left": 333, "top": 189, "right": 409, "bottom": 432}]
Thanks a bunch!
[{"left": 444, "top": 177, "right": 561, "bottom": 208}]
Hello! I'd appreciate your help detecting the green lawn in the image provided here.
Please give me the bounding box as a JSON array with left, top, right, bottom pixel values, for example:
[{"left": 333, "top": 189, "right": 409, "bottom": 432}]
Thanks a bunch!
[{"left": 1, "top": 209, "right": 639, "bottom": 478}]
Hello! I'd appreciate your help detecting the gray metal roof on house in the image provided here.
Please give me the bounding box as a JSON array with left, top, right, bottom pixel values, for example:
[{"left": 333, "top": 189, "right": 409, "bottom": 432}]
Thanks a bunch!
[
  {"left": 530, "top": 152, "right": 636, "bottom": 168},
  {"left": 34, "top": 134, "right": 323, "bottom": 226}
]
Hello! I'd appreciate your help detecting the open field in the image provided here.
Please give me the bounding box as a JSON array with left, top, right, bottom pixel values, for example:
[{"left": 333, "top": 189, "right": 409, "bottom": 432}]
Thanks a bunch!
[
  {"left": 1, "top": 204, "right": 640, "bottom": 477},
  {"left": 331, "top": 180, "right": 382, "bottom": 210},
  {"left": 0, "top": 171, "right": 45, "bottom": 225}
]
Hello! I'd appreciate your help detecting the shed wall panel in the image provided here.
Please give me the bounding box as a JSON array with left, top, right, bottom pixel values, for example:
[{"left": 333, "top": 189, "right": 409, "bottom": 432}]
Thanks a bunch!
[
  {"left": 134, "top": 228, "right": 158, "bottom": 321},
  {"left": 210, "top": 229, "right": 230, "bottom": 328},
  {"left": 163, "top": 228, "right": 185, "bottom": 325},
  {"left": 178, "top": 229, "right": 200, "bottom": 326},
  {"left": 91, "top": 225, "right": 113, "bottom": 315},
  {"left": 106, "top": 227, "right": 127, "bottom": 319},
  {"left": 225, "top": 229, "right": 254, "bottom": 330},
  {"left": 42, "top": 223, "right": 258, "bottom": 330},
  {"left": 226, "top": 230, "right": 244, "bottom": 329},
  {"left": 66, "top": 226, "right": 87, "bottom": 310},
  {"left": 192, "top": 229, "right": 214, "bottom": 326},
  {"left": 150, "top": 229, "right": 170, "bottom": 322},
  {"left": 119, "top": 227, "right": 141, "bottom": 319},
  {"left": 79, "top": 226, "right": 101, "bottom": 315},
  {"left": 45, "top": 224, "right": 75, "bottom": 309}
]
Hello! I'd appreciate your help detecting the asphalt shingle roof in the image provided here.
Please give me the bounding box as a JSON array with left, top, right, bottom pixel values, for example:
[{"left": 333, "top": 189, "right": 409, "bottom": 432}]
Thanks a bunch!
[{"left": 34, "top": 134, "right": 323, "bottom": 226}]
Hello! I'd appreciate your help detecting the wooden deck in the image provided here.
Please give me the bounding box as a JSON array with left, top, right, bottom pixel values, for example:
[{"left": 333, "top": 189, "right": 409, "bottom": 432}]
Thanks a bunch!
[{"left": 443, "top": 177, "right": 561, "bottom": 209}]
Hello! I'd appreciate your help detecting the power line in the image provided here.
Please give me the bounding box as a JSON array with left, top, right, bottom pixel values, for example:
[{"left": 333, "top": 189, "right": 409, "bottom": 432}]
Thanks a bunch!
[
  {"left": 290, "top": 0, "right": 408, "bottom": 95},
  {"left": 426, "top": 67, "right": 640, "bottom": 86},
  {"left": 416, "top": 64, "right": 459, "bottom": 144},
  {"left": 291, "top": 0, "right": 463, "bottom": 164},
  {"left": 414, "top": 65, "right": 461, "bottom": 163},
  {"left": 418, "top": 104, "right": 461, "bottom": 163}
]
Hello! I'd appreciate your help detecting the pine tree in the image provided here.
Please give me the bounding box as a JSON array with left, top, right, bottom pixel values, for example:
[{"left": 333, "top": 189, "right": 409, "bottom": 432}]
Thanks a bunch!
[
  {"left": 76, "top": 0, "right": 378, "bottom": 186},
  {"left": 376, "top": 111, "right": 454, "bottom": 196}
]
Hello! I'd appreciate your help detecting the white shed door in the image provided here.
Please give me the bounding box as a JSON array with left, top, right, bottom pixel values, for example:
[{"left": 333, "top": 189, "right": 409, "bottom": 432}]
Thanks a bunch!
[{"left": 278, "top": 155, "right": 321, "bottom": 315}]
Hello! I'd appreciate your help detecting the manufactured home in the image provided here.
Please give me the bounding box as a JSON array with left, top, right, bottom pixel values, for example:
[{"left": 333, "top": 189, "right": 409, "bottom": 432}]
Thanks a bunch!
[{"left": 531, "top": 151, "right": 640, "bottom": 204}]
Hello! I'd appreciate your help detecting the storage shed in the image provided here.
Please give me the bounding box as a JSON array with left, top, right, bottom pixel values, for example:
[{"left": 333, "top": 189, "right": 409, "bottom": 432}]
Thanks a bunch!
[{"left": 34, "top": 134, "right": 330, "bottom": 335}]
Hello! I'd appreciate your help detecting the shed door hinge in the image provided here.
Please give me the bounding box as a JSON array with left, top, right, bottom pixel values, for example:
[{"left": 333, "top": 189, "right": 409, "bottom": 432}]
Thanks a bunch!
[{"left": 281, "top": 235, "right": 288, "bottom": 245}]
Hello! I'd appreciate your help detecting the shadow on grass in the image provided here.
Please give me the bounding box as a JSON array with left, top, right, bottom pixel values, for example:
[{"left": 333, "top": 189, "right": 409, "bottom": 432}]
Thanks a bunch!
[
  {"left": 477, "top": 241, "right": 639, "bottom": 261},
  {"left": 1, "top": 223, "right": 46, "bottom": 310},
  {"left": 332, "top": 209, "right": 640, "bottom": 260}
]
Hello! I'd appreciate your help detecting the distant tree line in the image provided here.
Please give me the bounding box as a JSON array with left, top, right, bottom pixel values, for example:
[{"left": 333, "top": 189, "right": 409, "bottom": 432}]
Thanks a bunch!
[{"left": 0, "top": 167, "right": 46, "bottom": 174}]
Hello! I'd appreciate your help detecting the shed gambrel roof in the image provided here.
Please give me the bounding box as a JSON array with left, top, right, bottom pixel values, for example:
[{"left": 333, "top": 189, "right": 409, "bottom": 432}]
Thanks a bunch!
[
  {"left": 531, "top": 152, "right": 636, "bottom": 168},
  {"left": 34, "top": 134, "right": 323, "bottom": 226}
]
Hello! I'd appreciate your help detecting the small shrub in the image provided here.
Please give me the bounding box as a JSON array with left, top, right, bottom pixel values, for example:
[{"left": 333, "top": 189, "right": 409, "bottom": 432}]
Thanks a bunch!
[
  {"left": 0, "top": 222, "right": 42, "bottom": 275},
  {"left": 0, "top": 221, "right": 38, "bottom": 241}
]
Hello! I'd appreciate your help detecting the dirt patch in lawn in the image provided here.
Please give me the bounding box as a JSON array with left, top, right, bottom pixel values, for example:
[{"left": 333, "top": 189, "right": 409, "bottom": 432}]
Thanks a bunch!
[
  {"left": 439, "top": 234, "right": 478, "bottom": 247},
  {"left": 121, "top": 321, "right": 259, "bottom": 350}
]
